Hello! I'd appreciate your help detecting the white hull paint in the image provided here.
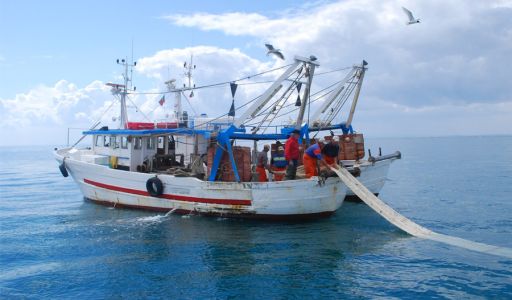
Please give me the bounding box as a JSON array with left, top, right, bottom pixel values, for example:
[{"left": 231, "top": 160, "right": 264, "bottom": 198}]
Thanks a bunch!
[{"left": 56, "top": 149, "right": 348, "bottom": 219}]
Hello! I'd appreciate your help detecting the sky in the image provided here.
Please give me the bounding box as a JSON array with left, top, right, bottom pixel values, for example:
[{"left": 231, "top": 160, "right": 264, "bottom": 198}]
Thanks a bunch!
[{"left": 1, "top": 0, "right": 511, "bottom": 146}]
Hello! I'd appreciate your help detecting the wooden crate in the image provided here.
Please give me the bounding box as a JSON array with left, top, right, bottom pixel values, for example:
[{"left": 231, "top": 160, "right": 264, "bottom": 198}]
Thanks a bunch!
[
  {"left": 207, "top": 145, "right": 251, "bottom": 182},
  {"left": 338, "top": 133, "right": 365, "bottom": 160}
]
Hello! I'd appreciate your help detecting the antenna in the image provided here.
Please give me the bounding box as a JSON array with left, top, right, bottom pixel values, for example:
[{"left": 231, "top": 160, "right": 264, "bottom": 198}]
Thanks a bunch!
[
  {"left": 106, "top": 56, "right": 137, "bottom": 129},
  {"left": 184, "top": 53, "right": 196, "bottom": 98},
  {"left": 130, "top": 39, "right": 134, "bottom": 90},
  {"left": 163, "top": 53, "right": 199, "bottom": 123}
]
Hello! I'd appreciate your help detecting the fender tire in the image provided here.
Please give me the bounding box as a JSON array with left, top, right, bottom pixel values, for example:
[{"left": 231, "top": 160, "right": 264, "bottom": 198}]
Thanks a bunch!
[
  {"left": 59, "top": 162, "right": 69, "bottom": 177},
  {"left": 146, "top": 177, "right": 164, "bottom": 197}
]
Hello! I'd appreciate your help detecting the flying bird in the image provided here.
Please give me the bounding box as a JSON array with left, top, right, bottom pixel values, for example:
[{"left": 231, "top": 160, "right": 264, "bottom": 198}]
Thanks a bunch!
[
  {"left": 402, "top": 7, "right": 420, "bottom": 25},
  {"left": 265, "top": 44, "right": 285, "bottom": 60}
]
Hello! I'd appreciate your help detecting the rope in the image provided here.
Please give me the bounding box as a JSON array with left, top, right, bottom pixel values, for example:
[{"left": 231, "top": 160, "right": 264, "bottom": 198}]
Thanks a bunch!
[
  {"left": 251, "top": 71, "right": 305, "bottom": 132},
  {"left": 243, "top": 79, "right": 343, "bottom": 128},
  {"left": 129, "top": 63, "right": 294, "bottom": 96},
  {"left": 70, "top": 98, "right": 118, "bottom": 147},
  {"left": 181, "top": 91, "right": 198, "bottom": 116},
  {"left": 315, "top": 66, "right": 353, "bottom": 76},
  {"left": 126, "top": 95, "right": 152, "bottom": 122}
]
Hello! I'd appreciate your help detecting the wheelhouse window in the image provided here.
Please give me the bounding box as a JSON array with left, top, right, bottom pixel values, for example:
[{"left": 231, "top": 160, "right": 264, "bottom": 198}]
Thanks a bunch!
[
  {"left": 110, "top": 136, "right": 118, "bottom": 149},
  {"left": 147, "top": 137, "right": 155, "bottom": 150},
  {"left": 134, "top": 137, "right": 142, "bottom": 150},
  {"left": 95, "top": 135, "right": 103, "bottom": 147},
  {"left": 121, "top": 136, "right": 128, "bottom": 149}
]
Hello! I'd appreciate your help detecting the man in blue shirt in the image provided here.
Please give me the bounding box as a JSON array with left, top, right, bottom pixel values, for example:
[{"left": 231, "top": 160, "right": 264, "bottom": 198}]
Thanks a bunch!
[{"left": 271, "top": 145, "right": 288, "bottom": 181}]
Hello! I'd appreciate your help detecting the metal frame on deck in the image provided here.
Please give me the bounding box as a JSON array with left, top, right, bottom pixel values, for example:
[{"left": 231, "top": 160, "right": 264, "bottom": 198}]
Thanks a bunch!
[{"left": 83, "top": 56, "right": 362, "bottom": 183}]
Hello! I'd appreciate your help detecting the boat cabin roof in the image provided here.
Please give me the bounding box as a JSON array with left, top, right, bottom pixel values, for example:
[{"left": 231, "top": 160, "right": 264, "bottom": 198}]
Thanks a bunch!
[{"left": 83, "top": 128, "right": 213, "bottom": 137}]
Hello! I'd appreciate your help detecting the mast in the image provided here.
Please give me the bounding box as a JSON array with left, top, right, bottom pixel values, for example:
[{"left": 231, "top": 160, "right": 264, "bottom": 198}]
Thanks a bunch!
[
  {"left": 119, "top": 59, "right": 129, "bottom": 129},
  {"left": 170, "top": 54, "right": 196, "bottom": 122},
  {"left": 108, "top": 57, "right": 136, "bottom": 129},
  {"left": 295, "top": 61, "right": 317, "bottom": 129},
  {"left": 165, "top": 79, "right": 181, "bottom": 122},
  {"left": 345, "top": 60, "right": 367, "bottom": 128},
  {"left": 184, "top": 54, "right": 195, "bottom": 92},
  {"left": 310, "top": 67, "right": 357, "bottom": 122}
]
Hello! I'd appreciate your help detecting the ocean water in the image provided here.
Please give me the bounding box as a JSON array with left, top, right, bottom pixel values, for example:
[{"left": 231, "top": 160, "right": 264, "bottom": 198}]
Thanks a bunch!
[{"left": 1, "top": 136, "right": 511, "bottom": 299}]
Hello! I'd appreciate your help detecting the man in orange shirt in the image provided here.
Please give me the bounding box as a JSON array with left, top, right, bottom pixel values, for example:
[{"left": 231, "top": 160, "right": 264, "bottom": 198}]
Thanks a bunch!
[
  {"left": 303, "top": 139, "right": 329, "bottom": 178},
  {"left": 256, "top": 145, "right": 271, "bottom": 182}
]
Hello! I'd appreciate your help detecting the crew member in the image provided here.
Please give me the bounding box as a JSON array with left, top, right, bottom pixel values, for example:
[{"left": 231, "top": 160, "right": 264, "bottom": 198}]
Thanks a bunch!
[
  {"left": 322, "top": 136, "right": 340, "bottom": 166},
  {"left": 303, "top": 139, "right": 328, "bottom": 178},
  {"left": 256, "top": 145, "right": 271, "bottom": 182},
  {"left": 285, "top": 129, "right": 301, "bottom": 180},
  {"left": 271, "top": 145, "right": 288, "bottom": 181}
]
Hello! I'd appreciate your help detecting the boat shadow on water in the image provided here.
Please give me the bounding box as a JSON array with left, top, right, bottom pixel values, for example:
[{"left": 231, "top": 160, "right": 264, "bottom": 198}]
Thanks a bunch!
[{"left": 77, "top": 197, "right": 409, "bottom": 259}]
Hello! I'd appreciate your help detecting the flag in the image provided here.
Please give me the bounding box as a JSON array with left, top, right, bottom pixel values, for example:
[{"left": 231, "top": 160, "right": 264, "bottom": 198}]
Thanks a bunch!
[
  {"left": 158, "top": 95, "right": 165, "bottom": 106},
  {"left": 228, "top": 100, "right": 235, "bottom": 117},
  {"left": 228, "top": 82, "right": 237, "bottom": 117},
  {"left": 295, "top": 82, "right": 302, "bottom": 106},
  {"left": 230, "top": 82, "right": 238, "bottom": 98}
]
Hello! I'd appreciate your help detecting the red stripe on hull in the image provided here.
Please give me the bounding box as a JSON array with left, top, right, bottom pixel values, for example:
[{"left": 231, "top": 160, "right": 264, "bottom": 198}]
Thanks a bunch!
[
  {"left": 83, "top": 178, "right": 252, "bottom": 206},
  {"left": 85, "top": 198, "right": 334, "bottom": 221}
]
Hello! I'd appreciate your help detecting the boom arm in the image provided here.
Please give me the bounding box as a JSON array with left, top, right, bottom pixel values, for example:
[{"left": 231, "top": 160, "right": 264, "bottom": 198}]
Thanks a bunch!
[
  {"left": 234, "top": 56, "right": 319, "bottom": 128},
  {"left": 234, "top": 61, "right": 300, "bottom": 127},
  {"left": 310, "top": 67, "right": 356, "bottom": 122},
  {"left": 345, "top": 61, "right": 367, "bottom": 128}
]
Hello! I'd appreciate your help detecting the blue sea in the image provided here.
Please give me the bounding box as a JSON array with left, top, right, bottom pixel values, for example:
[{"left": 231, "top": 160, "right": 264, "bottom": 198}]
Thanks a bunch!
[{"left": 1, "top": 136, "right": 511, "bottom": 299}]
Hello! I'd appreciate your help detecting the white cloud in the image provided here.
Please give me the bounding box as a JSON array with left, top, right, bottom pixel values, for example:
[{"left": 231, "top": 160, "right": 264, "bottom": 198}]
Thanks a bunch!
[
  {"left": 1, "top": 0, "right": 511, "bottom": 145},
  {"left": 135, "top": 46, "right": 274, "bottom": 118},
  {"left": 0, "top": 45, "right": 273, "bottom": 141},
  {"left": 166, "top": 0, "right": 512, "bottom": 108},
  {"left": 0, "top": 80, "right": 112, "bottom": 127}
]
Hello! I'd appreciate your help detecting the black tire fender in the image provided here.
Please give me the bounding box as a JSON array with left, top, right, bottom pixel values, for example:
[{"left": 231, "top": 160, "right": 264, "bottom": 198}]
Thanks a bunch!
[
  {"left": 146, "top": 176, "right": 164, "bottom": 197},
  {"left": 59, "top": 162, "right": 69, "bottom": 177}
]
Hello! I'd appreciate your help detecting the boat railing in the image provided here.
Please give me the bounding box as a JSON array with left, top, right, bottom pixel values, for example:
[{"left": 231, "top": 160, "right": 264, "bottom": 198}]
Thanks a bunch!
[{"left": 66, "top": 127, "right": 90, "bottom": 146}]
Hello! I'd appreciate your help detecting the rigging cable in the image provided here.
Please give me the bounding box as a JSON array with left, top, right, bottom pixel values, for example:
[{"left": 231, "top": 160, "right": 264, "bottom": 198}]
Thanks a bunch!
[
  {"left": 244, "top": 77, "right": 345, "bottom": 127},
  {"left": 126, "top": 95, "right": 152, "bottom": 122},
  {"left": 128, "top": 63, "right": 294, "bottom": 95}
]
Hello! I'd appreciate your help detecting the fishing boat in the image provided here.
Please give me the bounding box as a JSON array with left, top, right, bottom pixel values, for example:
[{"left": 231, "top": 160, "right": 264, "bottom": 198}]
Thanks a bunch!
[{"left": 55, "top": 53, "right": 400, "bottom": 219}]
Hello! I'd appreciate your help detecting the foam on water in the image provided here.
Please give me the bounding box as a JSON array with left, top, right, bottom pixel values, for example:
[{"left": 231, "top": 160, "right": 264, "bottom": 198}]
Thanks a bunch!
[
  {"left": 133, "top": 208, "right": 178, "bottom": 223},
  {"left": 135, "top": 215, "right": 168, "bottom": 223}
]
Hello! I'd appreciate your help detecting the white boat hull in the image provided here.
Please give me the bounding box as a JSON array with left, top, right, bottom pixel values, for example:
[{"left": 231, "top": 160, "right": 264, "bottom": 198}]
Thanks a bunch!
[
  {"left": 344, "top": 158, "right": 395, "bottom": 200},
  {"left": 56, "top": 149, "right": 347, "bottom": 219}
]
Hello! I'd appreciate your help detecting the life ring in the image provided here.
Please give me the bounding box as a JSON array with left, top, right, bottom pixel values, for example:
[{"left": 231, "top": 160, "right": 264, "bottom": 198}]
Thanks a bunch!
[
  {"left": 59, "top": 162, "right": 69, "bottom": 177},
  {"left": 146, "top": 176, "right": 164, "bottom": 197}
]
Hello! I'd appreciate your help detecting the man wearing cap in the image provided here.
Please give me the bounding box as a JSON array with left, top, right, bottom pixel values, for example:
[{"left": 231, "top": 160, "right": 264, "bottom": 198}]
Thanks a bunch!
[
  {"left": 303, "top": 139, "right": 329, "bottom": 178},
  {"left": 322, "top": 136, "right": 340, "bottom": 167},
  {"left": 256, "top": 145, "right": 271, "bottom": 182},
  {"left": 271, "top": 145, "right": 288, "bottom": 181},
  {"left": 285, "top": 129, "right": 301, "bottom": 180}
]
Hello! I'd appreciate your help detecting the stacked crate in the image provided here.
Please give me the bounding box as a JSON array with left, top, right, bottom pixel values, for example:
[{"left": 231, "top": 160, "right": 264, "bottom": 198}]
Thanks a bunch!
[
  {"left": 207, "top": 144, "right": 252, "bottom": 182},
  {"left": 338, "top": 133, "right": 365, "bottom": 160}
]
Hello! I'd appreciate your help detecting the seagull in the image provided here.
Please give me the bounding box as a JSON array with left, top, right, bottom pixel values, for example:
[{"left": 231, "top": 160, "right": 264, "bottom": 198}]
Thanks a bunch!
[
  {"left": 402, "top": 7, "right": 420, "bottom": 25},
  {"left": 265, "top": 43, "right": 285, "bottom": 60}
]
